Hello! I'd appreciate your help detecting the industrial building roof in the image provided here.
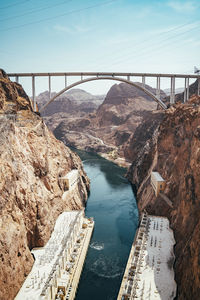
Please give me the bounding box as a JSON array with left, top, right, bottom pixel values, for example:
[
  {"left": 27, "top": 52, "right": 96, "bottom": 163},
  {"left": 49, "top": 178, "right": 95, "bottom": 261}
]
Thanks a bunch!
[{"left": 152, "top": 172, "right": 165, "bottom": 182}]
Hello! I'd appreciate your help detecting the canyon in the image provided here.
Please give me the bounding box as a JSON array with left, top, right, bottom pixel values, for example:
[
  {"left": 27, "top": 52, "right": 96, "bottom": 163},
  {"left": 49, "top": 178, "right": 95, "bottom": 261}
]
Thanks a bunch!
[
  {"left": 0, "top": 70, "right": 89, "bottom": 300},
  {"left": 40, "top": 82, "right": 165, "bottom": 167},
  {"left": 127, "top": 94, "right": 200, "bottom": 299},
  {"left": 46, "top": 78, "right": 200, "bottom": 299},
  {"left": 0, "top": 68, "right": 199, "bottom": 300}
]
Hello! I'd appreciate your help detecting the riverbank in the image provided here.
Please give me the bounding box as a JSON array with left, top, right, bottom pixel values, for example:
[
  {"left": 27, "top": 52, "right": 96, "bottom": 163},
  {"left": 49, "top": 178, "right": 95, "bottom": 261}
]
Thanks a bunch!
[
  {"left": 70, "top": 146, "right": 131, "bottom": 169},
  {"left": 100, "top": 152, "right": 131, "bottom": 168}
]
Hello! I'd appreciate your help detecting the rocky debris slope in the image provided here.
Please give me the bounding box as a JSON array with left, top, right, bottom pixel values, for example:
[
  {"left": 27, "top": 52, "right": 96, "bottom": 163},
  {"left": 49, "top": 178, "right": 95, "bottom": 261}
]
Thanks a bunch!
[
  {"left": 127, "top": 95, "right": 200, "bottom": 300},
  {"left": 53, "top": 83, "right": 166, "bottom": 166},
  {"left": 0, "top": 70, "right": 89, "bottom": 300}
]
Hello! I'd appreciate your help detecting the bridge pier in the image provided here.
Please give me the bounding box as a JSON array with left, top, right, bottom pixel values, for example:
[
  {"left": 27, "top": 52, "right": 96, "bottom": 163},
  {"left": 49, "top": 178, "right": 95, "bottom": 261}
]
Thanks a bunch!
[
  {"left": 142, "top": 76, "right": 145, "bottom": 88},
  {"left": 32, "top": 75, "right": 36, "bottom": 111},
  {"left": 127, "top": 75, "right": 130, "bottom": 81},
  {"left": 170, "top": 77, "right": 175, "bottom": 105},
  {"left": 156, "top": 76, "right": 161, "bottom": 99},
  {"left": 15, "top": 76, "right": 19, "bottom": 83},
  {"left": 48, "top": 75, "right": 51, "bottom": 100},
  {"left": 65, "top": 75, "right": 67, "bottom": 88},
  {"left": 184, "top": 78, "right": 189, "bottom": 103},
  {"left": 186, "top": 78, "right": 190, "bottom": 101}
]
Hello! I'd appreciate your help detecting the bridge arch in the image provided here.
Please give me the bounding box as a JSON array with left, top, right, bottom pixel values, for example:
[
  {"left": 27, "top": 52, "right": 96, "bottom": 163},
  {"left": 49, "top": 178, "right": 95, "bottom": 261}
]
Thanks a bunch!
[{"left": 40, "top": 76, "right": 167, "bottom": 112}]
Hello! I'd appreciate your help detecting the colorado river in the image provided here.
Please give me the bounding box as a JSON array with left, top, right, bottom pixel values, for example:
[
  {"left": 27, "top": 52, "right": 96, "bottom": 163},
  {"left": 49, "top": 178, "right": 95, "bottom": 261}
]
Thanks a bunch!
[{"left": 74, "top": 150, "right": 138, "bottom": 300}]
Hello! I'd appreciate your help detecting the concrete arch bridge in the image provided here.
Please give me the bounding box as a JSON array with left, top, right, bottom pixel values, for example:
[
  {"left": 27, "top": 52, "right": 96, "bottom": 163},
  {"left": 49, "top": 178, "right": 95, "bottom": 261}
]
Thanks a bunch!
[{"left": 8, "top": 72, "right": 200, "bottom": 112}]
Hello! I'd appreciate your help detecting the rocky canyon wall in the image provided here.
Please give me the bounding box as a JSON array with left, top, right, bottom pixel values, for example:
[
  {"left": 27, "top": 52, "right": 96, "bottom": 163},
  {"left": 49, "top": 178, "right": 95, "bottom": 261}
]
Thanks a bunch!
[
  {"left": 0, "top": 70, "right": 89, "bottom": 299},
  {"left": 52, "top": 82, "right": 163, "bottom": 167},
  {"left": 127, "top": 95, "right": 200, "bottom": 299}
]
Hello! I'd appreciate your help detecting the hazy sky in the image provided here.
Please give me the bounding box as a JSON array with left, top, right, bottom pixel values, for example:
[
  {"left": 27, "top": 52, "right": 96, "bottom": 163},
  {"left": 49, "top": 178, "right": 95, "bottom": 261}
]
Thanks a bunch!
[{"left": 1, "top": 0, "right": 200, "bottom": 95}]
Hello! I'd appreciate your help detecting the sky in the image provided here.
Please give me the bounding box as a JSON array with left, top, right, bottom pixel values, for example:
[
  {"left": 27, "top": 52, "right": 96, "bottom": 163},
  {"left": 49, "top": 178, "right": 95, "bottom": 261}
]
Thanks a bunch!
[{"left": 1, "top": 0, "right": 200, "bottom": 96}]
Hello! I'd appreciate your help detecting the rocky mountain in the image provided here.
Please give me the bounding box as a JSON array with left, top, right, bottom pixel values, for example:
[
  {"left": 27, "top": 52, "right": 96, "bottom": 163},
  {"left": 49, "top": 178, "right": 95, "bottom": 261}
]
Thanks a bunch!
[
  {"left": 127, "top": 95, "right": 200, "bottom": 299},
  {"left": 0, "top": 70, "right": 89, "bottom": 299},
  {"left": 37, "top": 88, "right": 105, "bottom": 117},
  {"left": 52, "top": 82, "right": 166, "bottom": 166}
]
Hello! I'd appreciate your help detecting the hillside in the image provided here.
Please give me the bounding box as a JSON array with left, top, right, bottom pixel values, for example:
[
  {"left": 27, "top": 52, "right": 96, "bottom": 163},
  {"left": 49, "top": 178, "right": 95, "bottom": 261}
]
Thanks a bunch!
[
  {"left": 0, "top": 70, "right": 89, "bottom": 299},
  {"left": 53, "top": 82, "right": 166, "bottom": 166},
  {"left": 127, "top": 95, "right": 200, "bottom": 299},
  {"left": 37, "top": 88, "right": 105, "bottom": 117}
]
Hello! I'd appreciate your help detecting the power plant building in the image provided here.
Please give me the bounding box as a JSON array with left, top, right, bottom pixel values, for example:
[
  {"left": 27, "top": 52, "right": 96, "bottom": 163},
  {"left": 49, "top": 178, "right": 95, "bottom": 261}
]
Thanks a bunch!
[
  {"left": 15, "top": 210, "right": 94, "bottom": 300},
  {"left": 151, "top": 172, "right": 166, "bottom": 196}
]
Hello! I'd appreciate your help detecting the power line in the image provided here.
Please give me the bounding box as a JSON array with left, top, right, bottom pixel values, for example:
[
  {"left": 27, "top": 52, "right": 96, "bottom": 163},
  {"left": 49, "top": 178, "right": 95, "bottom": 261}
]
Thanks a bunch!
[
  {"left": 91, "top": 22, "right": 200, "bottom": 69},
  {"left": 0, "top": 0, "right": 31, "bottom": 10},
  {"left": 0, "top": 0, "right": 73, "bottom": 22},
  {"left": 92, "top": 21, "right": 200, "bottom": 67},
  {"left": 0, "top": 0, "right": 117, "bottom": 31},
  {"left": 110, "top": 24, "right": 200, "bottom": 66}
]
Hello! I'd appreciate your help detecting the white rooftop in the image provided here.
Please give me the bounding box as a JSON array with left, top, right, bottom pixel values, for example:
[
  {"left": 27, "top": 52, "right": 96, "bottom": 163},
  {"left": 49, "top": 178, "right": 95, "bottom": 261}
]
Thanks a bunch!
[
  {"left": 61, "top": 169, "right": 79, "bottom": 179},
  {"left": 152, "top": 171, "right": 165, "bottom": 182},
  {"left": 119, "top": 214, "right": 176, "bottom": 299},
  {"left": 15, "top": 211, "right": 82, "bottom": 300}
]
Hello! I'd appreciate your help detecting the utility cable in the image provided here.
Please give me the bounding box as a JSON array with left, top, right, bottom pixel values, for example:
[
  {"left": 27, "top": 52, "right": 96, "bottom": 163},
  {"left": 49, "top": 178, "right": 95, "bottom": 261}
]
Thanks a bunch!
[
  {"left": 0, "top": 0, "right": 117, "bottom": 31},
  {"left": 114, "top": 25, "right": 200, "bottom": 65},
  {"left": 0, "top": 0, "right": 31, "bottom": 10},
  {"left": 0, "top": 0, "right": 73, "bottom": 22},
  {"left": 92, "top": 23, "right": 200, "bottom": 69},
  {"left": 92, "top": 21, "right": 200, "bottom": 68}
]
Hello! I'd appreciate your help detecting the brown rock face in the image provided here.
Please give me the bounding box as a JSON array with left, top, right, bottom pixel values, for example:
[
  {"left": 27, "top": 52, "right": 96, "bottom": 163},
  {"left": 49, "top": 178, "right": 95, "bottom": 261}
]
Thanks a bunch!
[
  {"left": 52, "top": 83, "right": 165, "bottom": 166},
  {"left": 0, "top": 69, "right": 32, "bottom": 113},
  {"left": 0, "top": 70, "right": 89, "bottom": 299},
  {"left": 127, "top": 95, "right": 200, "bottom": 300}
]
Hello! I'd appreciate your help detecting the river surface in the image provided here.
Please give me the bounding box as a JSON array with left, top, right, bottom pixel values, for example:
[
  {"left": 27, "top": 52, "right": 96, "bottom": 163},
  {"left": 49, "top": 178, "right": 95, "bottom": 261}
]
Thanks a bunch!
[{"left": 74, "top": 150, "right": 139, "bottom": 300}]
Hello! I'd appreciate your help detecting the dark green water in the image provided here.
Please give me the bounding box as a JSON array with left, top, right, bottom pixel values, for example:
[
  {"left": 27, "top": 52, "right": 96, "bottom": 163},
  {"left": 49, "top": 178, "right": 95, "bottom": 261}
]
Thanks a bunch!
[{"left": 74, "top": 150, "right": 138, "bottom": 300}]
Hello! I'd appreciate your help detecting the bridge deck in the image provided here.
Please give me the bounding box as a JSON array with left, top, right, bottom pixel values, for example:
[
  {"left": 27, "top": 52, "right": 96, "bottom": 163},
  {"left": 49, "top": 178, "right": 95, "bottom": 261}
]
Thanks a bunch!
[{"left": 8, "top": 71, "right": 200, "bottom": 79}]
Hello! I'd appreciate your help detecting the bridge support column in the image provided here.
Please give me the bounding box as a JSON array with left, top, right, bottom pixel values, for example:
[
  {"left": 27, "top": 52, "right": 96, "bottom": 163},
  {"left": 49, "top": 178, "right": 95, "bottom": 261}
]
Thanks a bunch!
[
  {"left": 184, "top": 77, "right": 189, "bottom": 102},
  {"left": 156, "top": 77, "right": 160, "bottom": 99},
  {"left": 65, "top": 75, "right": 67, "bottom": 88},
  {"left": 127, "top": 75, "right": 130, "bottom": 81},
  {"left": 184, "top": 78, "right": 187, "bottom": 103},
  {"left": 32, "top": 75, "right": 36, "bottom": 111},
  {"left": 186, "top": 78, "right": 189, "bottom": 101},
  {"left": 48, "top": 75, "right": 51, "bottom": 100},
  {"left": 198, "top": 77, "right": 200, "bottom": 96},
  {"left": 142, "top": 76, "right": 145, "bottom": 88},
  {"left": 15, "top": 76, "right": 19, "bottom": 83},
  {"left": 170, "top": 77, "right": 175, "bottom": 105}
]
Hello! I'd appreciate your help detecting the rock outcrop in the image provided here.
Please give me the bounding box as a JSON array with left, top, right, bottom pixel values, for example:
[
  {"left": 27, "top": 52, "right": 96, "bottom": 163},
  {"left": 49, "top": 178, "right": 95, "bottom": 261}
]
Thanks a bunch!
[
  {"left": 52, "top": 83, "right": 165, "bottom": 166},
  {"left": 127, "top": 95, "right": 200, "bottom": 299},
  {"left": 0, "top": 70, "right": 89, "bottom": 299}
]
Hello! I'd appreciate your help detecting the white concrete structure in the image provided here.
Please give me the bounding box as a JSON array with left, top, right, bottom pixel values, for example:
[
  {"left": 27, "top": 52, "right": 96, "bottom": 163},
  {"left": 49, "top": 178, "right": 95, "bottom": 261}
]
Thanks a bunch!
[
  {"left": 60, "top": 170, "right": 79, "bottom": 191},
  {"left": 151, "top": 172, "right": 166, "bottom": 196},
  {"left": 15, "top": 211, "right": 94, "bottom": 300},
  {"left": 118, "top": 212, "right": 176, "bottom": 300}
]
